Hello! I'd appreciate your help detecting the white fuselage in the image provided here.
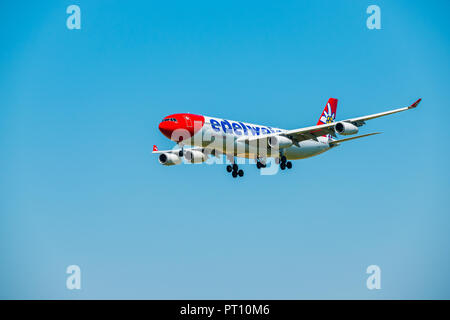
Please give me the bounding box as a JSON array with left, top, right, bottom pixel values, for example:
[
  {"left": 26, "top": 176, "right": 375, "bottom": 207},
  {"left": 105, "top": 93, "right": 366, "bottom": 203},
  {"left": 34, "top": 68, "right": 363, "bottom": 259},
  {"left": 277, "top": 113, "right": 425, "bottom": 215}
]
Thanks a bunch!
[{"left": 184, "top": 116, "right": 332, "bottom": 160}]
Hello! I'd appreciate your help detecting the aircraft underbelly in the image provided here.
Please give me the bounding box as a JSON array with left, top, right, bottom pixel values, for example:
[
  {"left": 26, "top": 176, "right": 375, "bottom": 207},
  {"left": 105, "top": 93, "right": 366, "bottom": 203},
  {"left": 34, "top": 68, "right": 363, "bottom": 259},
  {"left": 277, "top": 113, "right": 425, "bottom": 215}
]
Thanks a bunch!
[{"left": 284, "top": 140, "right": 330, "bottom": 160}]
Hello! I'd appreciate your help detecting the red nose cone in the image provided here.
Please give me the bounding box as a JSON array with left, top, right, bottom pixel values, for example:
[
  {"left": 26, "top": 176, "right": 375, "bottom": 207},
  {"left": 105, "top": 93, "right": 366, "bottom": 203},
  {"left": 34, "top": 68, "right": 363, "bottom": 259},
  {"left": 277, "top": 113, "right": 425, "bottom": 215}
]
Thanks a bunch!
[
  {"left": 158, "top": 114, "right": 205, "bottom": 142},
  {"left": 158, "top": 121, "right": 175, "bottom": 139}
]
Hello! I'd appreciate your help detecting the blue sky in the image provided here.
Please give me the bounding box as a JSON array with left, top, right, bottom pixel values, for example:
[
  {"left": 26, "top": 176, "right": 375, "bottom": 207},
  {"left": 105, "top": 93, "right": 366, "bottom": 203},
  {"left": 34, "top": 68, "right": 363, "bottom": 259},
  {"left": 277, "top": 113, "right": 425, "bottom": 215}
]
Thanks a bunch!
[{"left": 0, "top": 0, "right": 449, "bottom": 299}]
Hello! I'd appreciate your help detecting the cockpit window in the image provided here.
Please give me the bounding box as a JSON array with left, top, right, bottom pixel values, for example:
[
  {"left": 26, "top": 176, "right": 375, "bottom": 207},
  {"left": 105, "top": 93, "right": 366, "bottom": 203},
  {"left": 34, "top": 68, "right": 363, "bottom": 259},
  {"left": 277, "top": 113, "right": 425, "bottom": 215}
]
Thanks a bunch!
[{"left": 162, "top": 118, "right": 177, "bottom": 123}]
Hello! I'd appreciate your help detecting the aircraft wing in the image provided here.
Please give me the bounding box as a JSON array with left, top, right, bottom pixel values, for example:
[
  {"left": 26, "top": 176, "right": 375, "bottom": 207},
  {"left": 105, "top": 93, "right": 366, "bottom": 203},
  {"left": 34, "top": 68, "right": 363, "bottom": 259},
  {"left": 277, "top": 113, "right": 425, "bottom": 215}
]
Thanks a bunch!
[
  {"left": 152, "top": 145, "right": 222, "bottom": 156},
  {"left": 236, "top": 98, "right": 421, "bottom": 144},
  {"left": 152, "top": 145, "right": 203, "bottom": 154}
]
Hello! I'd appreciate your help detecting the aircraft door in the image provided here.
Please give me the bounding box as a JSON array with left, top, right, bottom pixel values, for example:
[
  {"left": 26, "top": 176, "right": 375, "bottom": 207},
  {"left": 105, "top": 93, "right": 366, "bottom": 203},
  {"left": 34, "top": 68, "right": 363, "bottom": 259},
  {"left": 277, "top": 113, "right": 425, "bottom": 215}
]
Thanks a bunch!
[{"left": 184, "top": 115, "right": 193, "bottom": 128}]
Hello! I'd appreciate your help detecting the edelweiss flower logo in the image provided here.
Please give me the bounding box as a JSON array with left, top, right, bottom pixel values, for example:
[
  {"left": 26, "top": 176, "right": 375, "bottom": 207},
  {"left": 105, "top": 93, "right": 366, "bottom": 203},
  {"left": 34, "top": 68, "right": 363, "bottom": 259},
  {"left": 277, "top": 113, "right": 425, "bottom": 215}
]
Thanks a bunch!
[{"left": 319, "top": 103, "right": 335, "bottom": 124}]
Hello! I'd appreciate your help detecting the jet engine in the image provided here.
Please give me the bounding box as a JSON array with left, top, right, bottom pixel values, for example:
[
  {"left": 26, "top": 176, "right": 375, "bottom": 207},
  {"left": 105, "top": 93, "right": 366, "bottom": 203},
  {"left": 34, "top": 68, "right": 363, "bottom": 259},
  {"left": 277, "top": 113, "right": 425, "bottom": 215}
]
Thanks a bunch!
[
  {"left": 158, "top": 153, "right": 181, "bottom": 166},
  {"left": 184, "top": 150, "right": 207, "bottom": 163},
  {"left": 268, "top": 136, "right": 293, "bottom": 149},
  {"left": 334, "top": 122, "right": 359, "bottom": 136}
]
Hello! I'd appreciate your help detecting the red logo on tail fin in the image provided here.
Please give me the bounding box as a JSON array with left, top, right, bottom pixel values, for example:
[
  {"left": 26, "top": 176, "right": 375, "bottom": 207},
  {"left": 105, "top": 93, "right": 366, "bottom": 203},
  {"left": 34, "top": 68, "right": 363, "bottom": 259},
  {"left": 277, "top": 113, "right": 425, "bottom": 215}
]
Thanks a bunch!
[
  {"left": 317, "top": 98, "right": 338, "bottom": 125},
  {"left": 153, "top": 145, "right": 158, "bottom": 152}
]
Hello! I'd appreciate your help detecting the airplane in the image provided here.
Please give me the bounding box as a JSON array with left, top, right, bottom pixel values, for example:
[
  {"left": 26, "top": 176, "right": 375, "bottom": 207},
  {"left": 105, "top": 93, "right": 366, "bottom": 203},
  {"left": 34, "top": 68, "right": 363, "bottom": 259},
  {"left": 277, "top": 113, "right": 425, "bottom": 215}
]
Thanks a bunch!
[{"left": 153, "top": 98, "right": 421, "bottom": 178}]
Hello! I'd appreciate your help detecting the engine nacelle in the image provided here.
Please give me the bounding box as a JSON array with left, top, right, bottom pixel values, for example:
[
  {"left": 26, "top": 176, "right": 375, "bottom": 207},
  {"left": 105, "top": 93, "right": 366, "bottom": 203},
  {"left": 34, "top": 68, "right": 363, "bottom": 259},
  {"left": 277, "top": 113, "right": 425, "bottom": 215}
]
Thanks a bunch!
[
  {"left": 184, "top": 150, "right": 207, "bottom": 163},
  {"left": 268, "top": 136, "right": 293, "bottom": 149},
  {"left": 158, "top": 153, "right": 181, "bottom": 166},
  {"left": 334, "top": 122, "right": 359, "bottom": 136}
]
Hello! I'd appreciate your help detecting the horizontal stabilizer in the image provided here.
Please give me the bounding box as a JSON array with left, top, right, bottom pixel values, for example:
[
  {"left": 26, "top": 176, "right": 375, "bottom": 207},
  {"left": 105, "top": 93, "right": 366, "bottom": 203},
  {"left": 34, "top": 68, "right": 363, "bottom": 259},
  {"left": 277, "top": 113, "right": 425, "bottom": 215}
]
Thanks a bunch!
[{"left": 329, "top": 132, "right": 381, "bottom": 146}]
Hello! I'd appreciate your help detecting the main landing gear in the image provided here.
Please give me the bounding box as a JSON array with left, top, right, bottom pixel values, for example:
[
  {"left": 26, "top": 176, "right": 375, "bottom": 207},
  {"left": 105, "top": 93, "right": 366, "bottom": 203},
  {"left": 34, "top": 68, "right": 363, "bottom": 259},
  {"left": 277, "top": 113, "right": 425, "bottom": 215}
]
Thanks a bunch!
[
  {"left": 226, "top": 163, "right": 244, "bottom": 178},
  {"left": 278, "top": 155, "right": 292, "bottom": 171},
  {"left": 255, "top": 156, "right": 292, "bottom": 172}
]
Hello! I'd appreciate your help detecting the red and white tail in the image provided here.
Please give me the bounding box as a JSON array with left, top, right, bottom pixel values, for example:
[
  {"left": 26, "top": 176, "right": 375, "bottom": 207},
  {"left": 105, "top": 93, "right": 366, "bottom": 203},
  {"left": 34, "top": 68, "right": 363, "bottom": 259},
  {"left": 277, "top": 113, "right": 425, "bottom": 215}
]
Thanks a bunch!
[
  {"left": 153, "top": 145, "right": 159, "bottom": 152},
  {"left": 317, "top": 98, "right": 338, "bottom": 125}
]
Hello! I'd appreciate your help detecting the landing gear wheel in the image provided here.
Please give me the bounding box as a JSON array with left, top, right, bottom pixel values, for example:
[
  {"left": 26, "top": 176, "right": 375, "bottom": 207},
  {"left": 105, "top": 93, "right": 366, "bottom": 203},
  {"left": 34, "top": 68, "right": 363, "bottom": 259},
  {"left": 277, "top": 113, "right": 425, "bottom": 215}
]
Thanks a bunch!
[
  {"left": 280, "top": 162, "right": 286, "bottom": 170},
  {"left": 232, "top": 171, "right": 238, "bottom": 178},
  {"left": 226, "top": 165, "right": 233, "bottom": 173},
  {"left": 281, "top": 155, "right": 287, "bottom": 163},
  {"left": 232, "top": 164, "right": 238, "bottom": 171},
  {"left": 286, "top": 161, "right": 292, "bottom": 169},
  {"left": 238, "top": 169, "right": 244, "bottom": 177},
  {"left": 256, "top": 162, "right": 262, "bottom": 169}
]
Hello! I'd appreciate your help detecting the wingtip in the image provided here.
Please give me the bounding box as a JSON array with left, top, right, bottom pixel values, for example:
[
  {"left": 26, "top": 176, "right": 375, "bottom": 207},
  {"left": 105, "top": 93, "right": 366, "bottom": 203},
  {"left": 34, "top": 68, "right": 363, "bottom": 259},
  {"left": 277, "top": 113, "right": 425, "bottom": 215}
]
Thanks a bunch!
[{"left": 409, "top": 98, "right": 421, "bottom": 109}]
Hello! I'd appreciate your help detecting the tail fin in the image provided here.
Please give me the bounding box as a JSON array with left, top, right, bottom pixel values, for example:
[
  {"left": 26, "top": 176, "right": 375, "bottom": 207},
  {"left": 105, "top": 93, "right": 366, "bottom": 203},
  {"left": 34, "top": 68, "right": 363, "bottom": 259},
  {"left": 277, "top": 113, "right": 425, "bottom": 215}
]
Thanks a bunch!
[
  {"left": 317, "top": 98, "right": 338, "bottom": 125},
  {"left": 153, "top": 145, "right": 159, "bottom": 152}
]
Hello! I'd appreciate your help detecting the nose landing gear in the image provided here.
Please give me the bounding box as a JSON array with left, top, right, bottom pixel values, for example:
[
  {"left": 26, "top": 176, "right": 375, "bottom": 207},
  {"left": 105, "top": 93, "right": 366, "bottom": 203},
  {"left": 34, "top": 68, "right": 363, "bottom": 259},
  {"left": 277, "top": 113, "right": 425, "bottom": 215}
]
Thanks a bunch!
[{"left": 256, "top": 160, "right": 267, "bottom": 169}]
